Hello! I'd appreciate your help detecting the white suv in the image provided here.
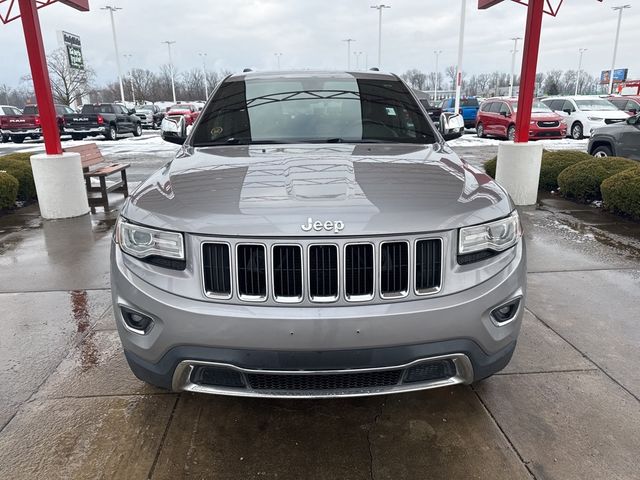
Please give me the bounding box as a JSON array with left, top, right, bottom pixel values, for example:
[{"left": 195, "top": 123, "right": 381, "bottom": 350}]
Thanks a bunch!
[{"left": 541, "top": 96, "right": 629, "bottom": 139}]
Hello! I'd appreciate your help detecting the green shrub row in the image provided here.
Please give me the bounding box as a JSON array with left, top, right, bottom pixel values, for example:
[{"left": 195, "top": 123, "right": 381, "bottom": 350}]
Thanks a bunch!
[
  {"left": 483, "top": 149, "right": 640, "bottom": 219},
  {"left": 602, "top": 166, "right": 640, "bottom": 220},
  {"left": 483, "top": 150, "right": 592, "bottom": 191},
  {"left": 0, "top": 153, "right": 36, "bottom": 207},
  {"left": 557, "top": 157, "right": 637, "bottom": 202},
  {"left": 0, "top": 171, "right": 19, "bottom": 209}
]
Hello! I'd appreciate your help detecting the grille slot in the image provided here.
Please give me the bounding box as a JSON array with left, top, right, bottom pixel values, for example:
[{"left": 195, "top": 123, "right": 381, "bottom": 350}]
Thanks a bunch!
[
  {"left": 272, "top": 245, "right": 303, "bottom": 302},
  {"left": 308, "top": 245, "right": 338, "bottom": 301},
  {"left": 380, "top": 241, "right": 409, "bottom": 298},
  {"left": 202, "top": 243, "right": 232, "bottom": 298},
  {"left": 345, "top": 244, "right": 374, "bottom": 300},
  {"left": 537, "top": 120, "right": 559, "bottom": 128},
  {"left": 246, "top": 370, "right": 402, "bottom": 391},
  {"left": 415, "top": 239, "right": 442, "bottom": 294},
  {"left": 237, "top": 244, "right": 267, "bottom": 300}
]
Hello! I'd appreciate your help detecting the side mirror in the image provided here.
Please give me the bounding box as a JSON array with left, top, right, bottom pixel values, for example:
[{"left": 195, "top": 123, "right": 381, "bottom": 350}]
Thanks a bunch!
[
  {"left": 499, "top": 111, "right": 508, "bottom": 117},
  {"left": 626, "top": 115, "right": 639, "bottom": 125},
  {"left": 440, "top": 112, "right": 464, "bottom": 141},
  {"left": 128, "top": 109, "right": 136, "bottom": 115},
  {"left": 563, "top": 109, "right": 573, "bottom": 115},
  {"left": 629, "top": 109, "right": 637, "bottom": 115},
  {"left": 160, "top": 116, "right": 187, "bottom": 145}
]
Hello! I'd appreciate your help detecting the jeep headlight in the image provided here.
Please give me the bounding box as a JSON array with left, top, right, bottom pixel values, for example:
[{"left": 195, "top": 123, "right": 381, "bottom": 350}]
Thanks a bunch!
[
  {"left": 116, "top": 218, "right": 184, "bottom": 261},
  {"left": 458, "top": 211, "right": 522, "bottom": 262}
]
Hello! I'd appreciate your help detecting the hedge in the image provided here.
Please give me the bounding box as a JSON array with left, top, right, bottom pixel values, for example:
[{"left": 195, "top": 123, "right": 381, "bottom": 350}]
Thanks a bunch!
[
  {"left": 0, "top": 171, "right": 19, "bottom": 209},
  {"left": 557, "top": 157, "right": 638, "bottom": 202},
  {"left": 601, "top": 166, "right": 640, "bottom": 220},
  {"left": 484, "top": 156, "right": 497, "bottom": 178},
  {"left": 483, "top": 150, "right": 592, "bottom": 192},
  {"left": 0, "top": 158, "right": 36, "bottom": 201},
  {"left": 0, "top": 152, "right": 32, "bottom": 164},
  {"left": 538, "top": 150, "right": 592, "bottom": 191}
]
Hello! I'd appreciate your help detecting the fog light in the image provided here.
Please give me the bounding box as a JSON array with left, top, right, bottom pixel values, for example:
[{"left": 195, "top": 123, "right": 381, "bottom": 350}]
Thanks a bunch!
[
  {"left": 491, "top": 298, "right": 521, "bottom": 324},
  {"left": 120, "top": 306, "right": 154, "bottom": 334}
]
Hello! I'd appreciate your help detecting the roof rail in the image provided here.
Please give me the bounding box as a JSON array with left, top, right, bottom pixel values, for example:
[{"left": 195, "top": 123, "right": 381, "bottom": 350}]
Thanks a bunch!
[
  {"left": 369, "top": 67, "right": 380, "bottom": 71},
  {"left": 242, "top": 68, "right": 253, "bottom": 73}
]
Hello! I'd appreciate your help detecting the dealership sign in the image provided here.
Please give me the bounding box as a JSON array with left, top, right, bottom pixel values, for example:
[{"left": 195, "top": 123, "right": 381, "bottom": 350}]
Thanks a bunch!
[
  {"left": 58, "top": 31, "right": 84, "bottom": 70},
  {"left": 600, "top": 68, "right": 628, "bottom": 85}
]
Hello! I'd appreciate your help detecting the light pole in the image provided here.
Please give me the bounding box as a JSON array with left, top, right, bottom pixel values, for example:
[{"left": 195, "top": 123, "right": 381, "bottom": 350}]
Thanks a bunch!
[
  {"left": 123, "top": 53, "right": 135, "bottom": 103},
  {"left": 162, "top": 40, "right": 177, "bottom": 103},
  {"left": 101, "top": 5, "right": 125, "bottom": 103},
  {"left": 274, "top": 53, "right": 282, "bottom": 70},
  {"left": 370, "top": 4, "right": 391, "bottom": 68},
  {"left": 508, "top": 37, "right": 522, "bottom": 97},
  {"left": 433, "top": 50, "right": 442, "bottom": 101},
  {"left": 198, "top": 52, "right": 208, "bottom": 99},
  {"left": 354, "top": 51, "right": 363, "bottom": 69},
  {"left": 342, "top": 39, "right": 355, "bottom": 69},
  {"left": 575, "top": 48, "right": 587, "bottom": 96},
  {"left": 608, "top": 5, "right": 630, "bottom": 94},
  {"left": 454, "top": 0, "right": 466, "bottom": 114}
]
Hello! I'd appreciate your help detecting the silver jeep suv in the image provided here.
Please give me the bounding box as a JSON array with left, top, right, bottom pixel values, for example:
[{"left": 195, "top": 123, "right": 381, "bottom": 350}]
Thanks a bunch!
[{"left": 111, "top": 70, "right": 526, "bottom": 398}]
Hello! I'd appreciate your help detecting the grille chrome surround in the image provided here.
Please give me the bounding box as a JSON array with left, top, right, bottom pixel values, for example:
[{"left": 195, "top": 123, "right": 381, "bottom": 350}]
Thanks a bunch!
[
  {"left": 414, "top": 238, "right": 443, "bottom": 296},
  {"left": 379, "top": 241, "right": 410, "bottom": 299},
  {"left": 236, "top": 243, "right": 268, "bottom": 302},
  {"left": 307, "top": 244, "right": 340, "bottom": 303},
  {"left": 271, "top": 244, "right": 303, "bottom": 303},
  {"left": 201, "top": 242, "right": 233, "bottom": 300},
  {"left": 343, "top": 242, "right": 375, "bottom": 302},
  {"left": 200, "top": 235, "right": 444, "bottom": 305}
]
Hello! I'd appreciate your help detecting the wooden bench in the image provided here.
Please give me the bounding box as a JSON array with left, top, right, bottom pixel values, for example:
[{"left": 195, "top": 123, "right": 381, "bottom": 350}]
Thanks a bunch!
[{"left": 65, "top": 144, "right": 130, "bottom": 212}]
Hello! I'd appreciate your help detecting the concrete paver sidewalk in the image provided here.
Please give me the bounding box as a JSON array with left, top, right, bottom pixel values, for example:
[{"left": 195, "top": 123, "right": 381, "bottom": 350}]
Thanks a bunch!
[{"left": 0, "top": 196, "right": 639, "bottom": 479}]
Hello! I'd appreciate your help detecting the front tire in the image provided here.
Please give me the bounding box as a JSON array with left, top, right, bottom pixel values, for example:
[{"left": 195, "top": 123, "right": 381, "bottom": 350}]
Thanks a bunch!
[
  {"left": 1, "top": 134, "right": 9, "bottom": 143},
  {"left": 571, "top": 122, "right": 583, "bottom": 140},
  {"left": 133, "top": 123, "right": 142, "bottom": 137},
  {"left": 507, "top": 125, "right": 516, "bottom": 141},
  {"left": 12, "top": 136, "right": 25, "bottom": 144},
  {"left": 104, "top": 125, "right": 117, "bottom": 141},
  {"left": 593, "top": 145, "right": 612, "bottom": 157},
  {"left": 71, "top": 134, "right": 84, "bottom": 141},
  {"left": 476, "top": 123, "right": 485, "bottom": 138}
]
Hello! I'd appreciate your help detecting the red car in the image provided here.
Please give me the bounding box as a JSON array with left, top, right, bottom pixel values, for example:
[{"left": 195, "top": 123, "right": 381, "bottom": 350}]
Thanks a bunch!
[
  {"left": 607, "top": 95, "right": 640, "bottom": 115},
  {"left": 165, "top": 103, "right": 200, "bottom": 126},
  {"left": 476, "top": 97, "right": 567, "bottom": 141}
]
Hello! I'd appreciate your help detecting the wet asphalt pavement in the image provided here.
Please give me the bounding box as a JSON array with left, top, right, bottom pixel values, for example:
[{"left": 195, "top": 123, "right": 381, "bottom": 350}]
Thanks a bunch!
[{"left": 0, "top": 136, "right": 639, "bottom": 479}]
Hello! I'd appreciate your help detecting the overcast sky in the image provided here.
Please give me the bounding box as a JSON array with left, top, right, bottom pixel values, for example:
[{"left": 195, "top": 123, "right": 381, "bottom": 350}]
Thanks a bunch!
[{"left": 1, "top": 0, "right": 639, "bottom": 88}]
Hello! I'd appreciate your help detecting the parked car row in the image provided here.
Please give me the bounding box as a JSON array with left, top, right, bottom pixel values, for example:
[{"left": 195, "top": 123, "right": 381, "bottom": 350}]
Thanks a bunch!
[{"left": 474, "top": 95, "right": 634, "bottom": 141}]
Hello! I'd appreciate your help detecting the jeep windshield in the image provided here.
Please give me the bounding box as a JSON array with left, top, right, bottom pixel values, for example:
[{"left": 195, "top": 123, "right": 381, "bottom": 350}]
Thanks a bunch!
[{"left": 192, "top": 74, "right": 437, "bottom": 146}]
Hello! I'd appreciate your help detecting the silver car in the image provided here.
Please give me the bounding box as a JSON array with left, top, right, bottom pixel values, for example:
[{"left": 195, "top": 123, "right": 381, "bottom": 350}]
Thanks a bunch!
[{"left": 111, "top": 70, "right": 526, "bottom": 398}]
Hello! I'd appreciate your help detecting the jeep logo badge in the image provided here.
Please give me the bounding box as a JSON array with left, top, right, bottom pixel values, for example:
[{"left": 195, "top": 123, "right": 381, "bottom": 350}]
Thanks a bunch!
[{"left": 301, "top": 218, "right": 345, "bottom": 234}]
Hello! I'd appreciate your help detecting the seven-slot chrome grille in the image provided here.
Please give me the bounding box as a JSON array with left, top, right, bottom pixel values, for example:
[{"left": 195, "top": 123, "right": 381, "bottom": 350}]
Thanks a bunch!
[{"left": 201, "top": 238, "right": 442, "bottom": 304}]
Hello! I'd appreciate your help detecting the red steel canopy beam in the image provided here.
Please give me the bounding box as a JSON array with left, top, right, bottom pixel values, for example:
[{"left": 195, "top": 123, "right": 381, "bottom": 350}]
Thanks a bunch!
[
  {"left": 514, "top": 0, "right": 544, "bottom": 143},
  {"left": 18, "top": 0, "right": 61, "bottom": 154}
]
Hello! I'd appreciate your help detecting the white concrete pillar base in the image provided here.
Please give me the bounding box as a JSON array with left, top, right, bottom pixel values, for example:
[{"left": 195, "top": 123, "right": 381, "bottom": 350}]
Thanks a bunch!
[
  {"left": 495, "top": 141, "right": 543, "bottom": 206},
  {"left": 30, "top": 152, "right": 90, "bottom": 219}
]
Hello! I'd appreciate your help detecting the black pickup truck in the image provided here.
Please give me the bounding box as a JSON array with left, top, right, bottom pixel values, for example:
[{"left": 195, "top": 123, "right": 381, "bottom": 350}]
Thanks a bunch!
[{"left": 63, "top": 103, "right": 142, "bottom": 141}]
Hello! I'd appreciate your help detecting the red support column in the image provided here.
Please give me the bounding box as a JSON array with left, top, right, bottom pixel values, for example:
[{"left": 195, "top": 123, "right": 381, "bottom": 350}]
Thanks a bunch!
[
  {"left": 514, "top": 0, "right": 545, "bottom": 143},
  {"left": 18, "top": 0, "right": 62, "bottom": 155}
]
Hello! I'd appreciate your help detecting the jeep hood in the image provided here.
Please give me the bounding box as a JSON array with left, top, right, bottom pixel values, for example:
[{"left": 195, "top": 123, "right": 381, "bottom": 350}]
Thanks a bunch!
[{"left": 123, "top": 143, "right": 513, "bottom": 236}]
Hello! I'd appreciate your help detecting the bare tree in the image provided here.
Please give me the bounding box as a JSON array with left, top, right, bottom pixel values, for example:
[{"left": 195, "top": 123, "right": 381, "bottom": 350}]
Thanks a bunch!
[
  {"left": 401, "top": 69, "right": 427, "bottom": 90},
  {"left": 0, "top": 84, "right": 33, "bottom": 108},
  {"left": 45, "top": 48, "right": 95, "bottom": 106}
]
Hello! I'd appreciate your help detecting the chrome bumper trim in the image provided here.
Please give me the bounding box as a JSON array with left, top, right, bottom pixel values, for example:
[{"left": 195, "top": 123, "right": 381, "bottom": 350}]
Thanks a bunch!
[{"left": 171, "top": 353, "right": 474, "bottom": 399}]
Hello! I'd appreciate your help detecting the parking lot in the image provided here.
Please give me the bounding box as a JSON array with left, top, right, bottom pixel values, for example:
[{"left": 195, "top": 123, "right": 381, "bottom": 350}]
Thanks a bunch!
[{"left": 0, "top": 133, "right": 639, "bottom": 479}]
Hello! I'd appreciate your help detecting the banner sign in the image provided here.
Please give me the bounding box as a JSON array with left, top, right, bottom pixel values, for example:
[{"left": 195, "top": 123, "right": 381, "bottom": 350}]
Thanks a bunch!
[
  {"left": 600, "top": 68, "right": 628, "bottom": 85},
  {"left": 58, "top": 31, "right": 85, "bottom": 70}
]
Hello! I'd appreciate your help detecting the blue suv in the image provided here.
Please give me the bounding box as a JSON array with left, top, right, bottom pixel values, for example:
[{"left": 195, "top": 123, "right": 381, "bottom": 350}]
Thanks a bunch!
[{"left": 440, "top": 97, "right": 480, "bottom": 129}]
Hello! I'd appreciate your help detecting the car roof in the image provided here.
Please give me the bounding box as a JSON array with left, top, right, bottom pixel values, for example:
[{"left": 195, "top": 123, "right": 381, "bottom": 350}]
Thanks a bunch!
[{"left": 226, "top": 69, "right": 398, "bottom": 82}]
